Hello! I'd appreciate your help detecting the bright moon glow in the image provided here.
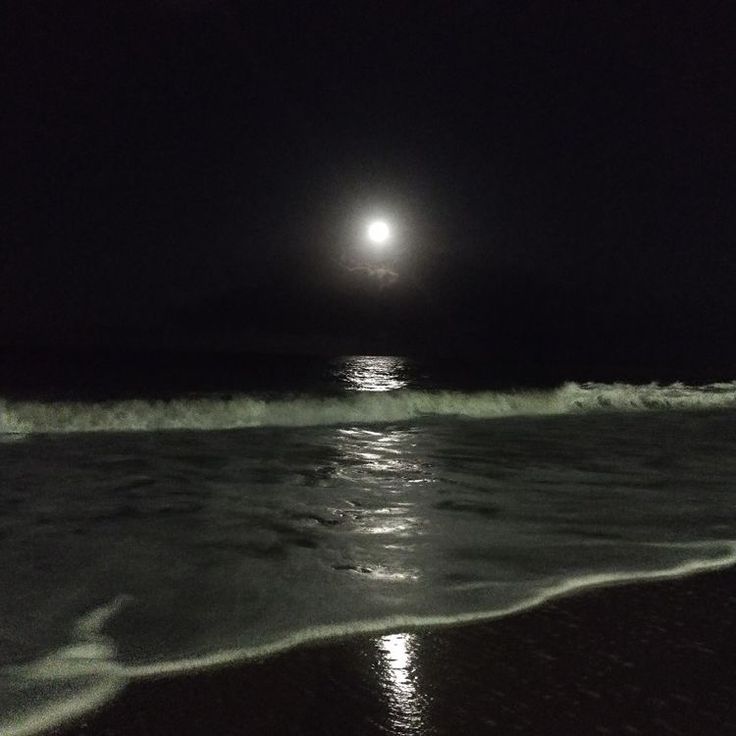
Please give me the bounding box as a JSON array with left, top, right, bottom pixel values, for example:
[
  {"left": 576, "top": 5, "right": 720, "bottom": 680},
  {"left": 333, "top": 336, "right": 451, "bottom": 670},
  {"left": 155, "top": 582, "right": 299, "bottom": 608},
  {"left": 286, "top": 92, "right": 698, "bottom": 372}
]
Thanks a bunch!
[{"left": 367, "top": 220, "right": 390, "bottom": 244}]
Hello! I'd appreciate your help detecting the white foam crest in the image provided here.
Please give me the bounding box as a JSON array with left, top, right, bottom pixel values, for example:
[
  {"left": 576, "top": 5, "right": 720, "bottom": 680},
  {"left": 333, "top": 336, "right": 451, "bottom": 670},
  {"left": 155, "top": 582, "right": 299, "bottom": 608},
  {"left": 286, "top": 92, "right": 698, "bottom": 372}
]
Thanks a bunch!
[
  {"left": 1, "top": 381, "right": 735, "bottom": 435},
  {"left": 124, "top": 540, "right": 736, "bottom": 680},
  {"left": 559, "top": 380, "right": 736, "bottom": 412}
]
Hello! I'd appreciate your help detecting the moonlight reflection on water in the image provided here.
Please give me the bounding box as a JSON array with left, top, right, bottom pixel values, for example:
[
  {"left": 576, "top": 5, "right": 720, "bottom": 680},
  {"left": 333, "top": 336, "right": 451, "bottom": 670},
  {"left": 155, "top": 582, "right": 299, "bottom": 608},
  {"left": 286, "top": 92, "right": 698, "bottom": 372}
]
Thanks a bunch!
[
  {"left": 377, "top": 632, "right": 424, "bottom": 732},
  {"left": 333, "top": 356, "right": 409, "bottom": 392}
]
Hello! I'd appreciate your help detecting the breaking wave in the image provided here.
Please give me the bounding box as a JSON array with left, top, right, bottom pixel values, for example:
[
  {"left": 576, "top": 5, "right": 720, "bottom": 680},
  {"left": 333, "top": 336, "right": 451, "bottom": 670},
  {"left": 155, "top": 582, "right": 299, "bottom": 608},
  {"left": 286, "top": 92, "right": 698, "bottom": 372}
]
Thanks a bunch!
[{"left": 1, "top": 381, "right": 735, "bottom": 435}]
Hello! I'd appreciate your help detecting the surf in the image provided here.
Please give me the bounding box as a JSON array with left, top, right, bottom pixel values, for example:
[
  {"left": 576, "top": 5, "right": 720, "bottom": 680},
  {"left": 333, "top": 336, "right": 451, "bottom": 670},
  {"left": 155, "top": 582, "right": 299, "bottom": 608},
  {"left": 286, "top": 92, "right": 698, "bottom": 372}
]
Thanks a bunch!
[{"left": 1, "top": 381, "right": 735, "bottom": 435}]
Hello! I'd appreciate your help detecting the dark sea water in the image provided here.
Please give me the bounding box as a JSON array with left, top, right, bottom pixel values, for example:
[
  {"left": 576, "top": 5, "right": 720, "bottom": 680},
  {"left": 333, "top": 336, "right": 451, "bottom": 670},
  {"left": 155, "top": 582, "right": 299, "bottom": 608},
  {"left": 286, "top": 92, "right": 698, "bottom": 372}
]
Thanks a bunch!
[{"left": 1, "top": 355, "right": 735, "bottom": 735}]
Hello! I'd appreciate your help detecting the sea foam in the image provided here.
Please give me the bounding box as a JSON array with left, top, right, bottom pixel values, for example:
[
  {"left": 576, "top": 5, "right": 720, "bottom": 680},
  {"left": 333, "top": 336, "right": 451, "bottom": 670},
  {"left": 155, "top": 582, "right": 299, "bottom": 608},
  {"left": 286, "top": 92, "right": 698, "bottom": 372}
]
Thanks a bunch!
[
  {"left": 1, "top": 381, "right": 735, "bottom": 435},
  {"left": 1, "top": 597, "right": 129, "bottom": 736},
  {"left": 125, "top": 539, "right": 736, "bottom": 679},
  {"left": 1, "top": 541, "right": 734, "bottom": 736}
]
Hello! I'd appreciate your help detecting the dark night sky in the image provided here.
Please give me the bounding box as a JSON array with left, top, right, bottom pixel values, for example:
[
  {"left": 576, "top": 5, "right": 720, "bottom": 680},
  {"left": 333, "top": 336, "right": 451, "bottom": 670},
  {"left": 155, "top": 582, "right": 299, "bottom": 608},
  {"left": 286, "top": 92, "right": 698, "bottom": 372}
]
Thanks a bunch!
[{"left": 3, "top": 1, "right": 735, "bottom": 372}]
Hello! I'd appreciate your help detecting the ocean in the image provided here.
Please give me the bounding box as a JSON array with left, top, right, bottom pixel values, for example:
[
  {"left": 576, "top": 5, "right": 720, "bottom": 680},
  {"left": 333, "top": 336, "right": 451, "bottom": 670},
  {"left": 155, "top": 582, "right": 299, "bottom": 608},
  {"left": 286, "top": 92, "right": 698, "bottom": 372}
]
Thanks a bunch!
[{"left": 1, "top": 354, "right": 735, "bottom": 735}]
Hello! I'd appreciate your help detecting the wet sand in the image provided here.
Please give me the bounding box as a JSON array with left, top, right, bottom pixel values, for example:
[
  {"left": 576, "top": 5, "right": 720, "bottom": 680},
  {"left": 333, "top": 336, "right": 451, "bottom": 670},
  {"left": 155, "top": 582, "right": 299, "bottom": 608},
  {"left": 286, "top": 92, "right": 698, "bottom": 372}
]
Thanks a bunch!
[{"left": 57, "top": 567, "right": 736, "bottom": 735}]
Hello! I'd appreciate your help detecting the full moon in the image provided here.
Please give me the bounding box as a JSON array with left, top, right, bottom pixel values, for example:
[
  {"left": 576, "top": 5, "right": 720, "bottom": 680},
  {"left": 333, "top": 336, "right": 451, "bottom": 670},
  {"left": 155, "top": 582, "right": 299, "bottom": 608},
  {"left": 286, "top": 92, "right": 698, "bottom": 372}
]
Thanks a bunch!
[{"left": 367, "top": 220, "right": 390, "bottom": 244}]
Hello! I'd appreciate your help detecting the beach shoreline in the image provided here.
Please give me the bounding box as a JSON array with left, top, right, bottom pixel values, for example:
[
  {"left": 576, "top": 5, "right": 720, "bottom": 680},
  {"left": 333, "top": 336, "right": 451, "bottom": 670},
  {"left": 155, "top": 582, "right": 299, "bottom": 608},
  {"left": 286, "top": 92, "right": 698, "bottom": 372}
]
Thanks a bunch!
[{"left": 49, "top": 564, "right": 736, "bottom": 735}]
